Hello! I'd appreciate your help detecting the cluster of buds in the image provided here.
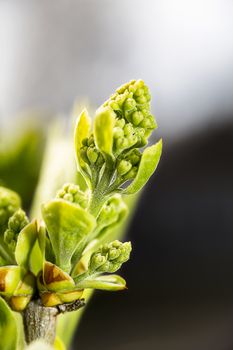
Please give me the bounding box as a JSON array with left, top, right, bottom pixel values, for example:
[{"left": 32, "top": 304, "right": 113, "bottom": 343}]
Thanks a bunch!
[
  {"left": 89, "top": 240, "right": 132, "bottom": 274},
  {"left": 0, "top": 186, "right": 21, "bottom": 231},
  {"left": 4, "top": 209, "right": 29, "bottom": 252},
  {"left": 0, "top": 80, "right": 161, "bottom": 322},
  {"left": 104, "top": 79, "right": 156, "bottom": 154},
  {"left": 37, "top": 262, "right": 83, "bottom": 307},
  {"left": 0, "top": 266, "right": 35, "bottom": 311},
  {"left": 74, "top": 80, "right": 162, "bottom": 201},
  {"left": 80, "top": 135, "right": 104, "bottom": 167},
  {"left": 56, "top": 183, "right": 89, "bottom": 209},
  {"left": 116, "top": 149, "right": 141, "bottom": 181}
]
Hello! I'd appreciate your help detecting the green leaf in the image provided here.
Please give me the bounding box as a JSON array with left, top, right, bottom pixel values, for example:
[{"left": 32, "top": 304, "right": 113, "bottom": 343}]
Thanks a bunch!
[
  {"left": 75, "top": 274, "right": 126, "bottom": 291},
  {"left": 14, "top": 311, "right": 25, "bottom": 350},
  {"left": 40, "top": 261, "right": 75, "bottom": 292},
  {"left": 15, "top": 220, "right": 45, "bottom": 275},
  {"left": 29, "top": 225, "right": 46, "bottom": 276},
  {"left": 124, "top": 139, "right": 162, "bottom": 194},
  {"left": 0, "top": 297, "right": 18, "bottom": 350},
  {"left": 42, "top": 199, "right": 96, "bottom": 273},
  {"left": 94, "top": 106, "right": 115, "bottom": 157},
  {"left": 74, "top": 109, "right": 91, "bottom": 171},
  {"left": 0, "top": 266, "right": 23, "bottom": 297}
]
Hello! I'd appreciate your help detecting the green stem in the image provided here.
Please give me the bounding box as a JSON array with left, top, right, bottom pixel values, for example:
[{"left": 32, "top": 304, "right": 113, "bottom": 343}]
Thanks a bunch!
[
  {"left": 74, "top": 270, "right": 99, "bottom": 285},
  {"left": 88, "top": 165, "right": 114, "bottom": 217}
]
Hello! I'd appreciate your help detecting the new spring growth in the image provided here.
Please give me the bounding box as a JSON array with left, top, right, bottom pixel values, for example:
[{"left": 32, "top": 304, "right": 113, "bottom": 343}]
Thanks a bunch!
[
  {"left": 104, "top": 79, "right": 156, "bottom": 154},
  {"left": 4, "top": 209, "right": 29, "bottom": 252},
  {"left": 0, "top": 79, "right": 162, "bottom": 313},
  {"left": 75, "top": 79, "right": 162, "bottom": 218},
  {"left": 0, "top": 186, "right": 21, "bottom": 232},
  {"left": 56, "top": 183, "right": 89, "bottom": 209},
  {"left": 89, "top": 240, "right": 132, "bottom": 273},
  {"left": 74, "top": 241, "right": 132, "bottom": 291},
  {"left": 93, "top": 195, "right": 128, "bottom": 239}
]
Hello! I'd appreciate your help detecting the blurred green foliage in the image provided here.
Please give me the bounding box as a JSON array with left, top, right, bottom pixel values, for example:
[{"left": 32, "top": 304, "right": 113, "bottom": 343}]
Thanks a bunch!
[{"left": 0, "top": 122, "right": 45, "bottom": 209}]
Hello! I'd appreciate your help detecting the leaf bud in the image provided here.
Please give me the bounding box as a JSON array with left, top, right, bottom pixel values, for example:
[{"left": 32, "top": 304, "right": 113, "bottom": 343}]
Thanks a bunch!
[
  {"left": 3, "top": 209, "right": 29, "bottom": 252},
  {"left": 0, "top": 187, "right": 21, "bottom": 231}
]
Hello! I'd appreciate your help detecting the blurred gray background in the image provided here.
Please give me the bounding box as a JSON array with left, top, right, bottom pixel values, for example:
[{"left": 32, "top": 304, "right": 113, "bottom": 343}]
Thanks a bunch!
[
  {"left": 1, "top": 0, "right": 233, "bottom": 136},
  {"left": 1, "top": 1, "right": 233, "bottom": 349}
]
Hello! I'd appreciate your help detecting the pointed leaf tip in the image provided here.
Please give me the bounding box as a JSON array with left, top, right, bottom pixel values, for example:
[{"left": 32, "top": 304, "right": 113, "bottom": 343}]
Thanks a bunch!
[
  {"left": 94, "top": 106, "right": 115, "bottom": 157},
  {"left": 124, "top": 138, "right": 162, "bottom": 194}
]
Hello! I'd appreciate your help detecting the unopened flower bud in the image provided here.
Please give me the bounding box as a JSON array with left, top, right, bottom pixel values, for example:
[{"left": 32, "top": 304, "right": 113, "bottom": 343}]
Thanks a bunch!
[
  {"left": 131, "top": 111, "right": 144, "bottom": 126},
  {"left": 87, "top": 147, "right": 98, "bottom": 164},
  {"left": 117, "top": 160, "right": 132, "bottom": 176},
  {"left": 88, "top": 240, "right": 132, "bottom": 274},
  {"left": 0, "top": 187, "right": 21, "bottom": 230},
  {"left": 56, "top": 183, "right": 89, "bottom": 209},
  {"left": 122, "top": 166, "right": 138, "bottom": 181},
  {"left": 4, "top": 209, "right": 29, "bottom": 252},
  {"left": 115, "top": 118, "right": 125, "bottom": 129}
]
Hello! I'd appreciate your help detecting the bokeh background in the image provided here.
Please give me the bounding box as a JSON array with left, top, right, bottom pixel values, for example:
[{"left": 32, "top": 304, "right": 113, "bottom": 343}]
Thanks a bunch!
[{"left": 1, "top": 1, "right": 233, "bottom": 349}]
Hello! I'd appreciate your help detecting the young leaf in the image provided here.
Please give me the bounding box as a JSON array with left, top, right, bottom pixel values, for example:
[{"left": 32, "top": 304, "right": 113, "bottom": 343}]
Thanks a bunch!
[
  {"left": 39, "top": 262, "right": 75, "bottom": 292},
  {"left": 75, "top": 274, "right": 126, "bottom": 291},
  {"left": 42, "top": 199, "right": 96, "bottom": 273},
  {"left": 0, "top": 297, "right": 19, "bottom": 350},
  {"left": 0, "top": 266, "right": 23, "bottom": 297},
  {"left": 74, "top": 109, "right": 91, "bottom": 172},
  {"left": 94, "top": 106, "right": 115, "bottom": 157},
  {"left": 124, "top": 139, "right": 162, "bottom": 194},
  {"left": 15, "top": 220, "right": 45, "bottom": 275}
]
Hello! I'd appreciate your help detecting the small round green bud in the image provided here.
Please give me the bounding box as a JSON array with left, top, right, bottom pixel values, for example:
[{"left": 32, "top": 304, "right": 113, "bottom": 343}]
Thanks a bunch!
[
  {"left": 123, "top": 166, "right": 138, "bottom": 181},
  {"left": 0, "top": 187, "right": 21, "bottom": 228},
  {"left": 117, "top": 160, "right": 132, "bottom": 176},
  {"left": 111, "top": 240, "right": 122, "bottom": 249},
  {"left": 113, "top": 127, "right": 124, "bottom": 139},
  {"left": 98, "top": 261, "right": 111, "bottom": 272},
  {"left": 109, "top": 101, "right": 119, "bottom": 110},
  {"left": 124, "top": 98, "right": 136, "bottom": 112},
  {"left": 56, "top": 183, "right": 89, "bottom": 208},
  {"left": 134, "top": 88, "right": 144, "bottom": 97},
  {"left": 90, "top": 253, "right": 106, "bottom": 271},
  {"left": 4, "top": 229, "right": 14, "bottom": 243},
  {"left": 82, "top": 138, "right": 89, "bottom": 146},
  {"left": 123, "top": 123, "right": 134, "bottom": 136},
  {"left": 3, "top": 209, "right": 29, "bottom": 252},
  {"left": 132, "top": 111, "right": 144, "bottom": 126},
  {"left": 124, "top": 149, "right": 141, "bottom": 166},
  {"left": 115, "top": 137, "right": 124, "bottom": 150},
  {"left": 87, "top": 135, "right": 95, "bottom": 147},
  {"left": 140, "top": 115, "right": 156, "bottom": 129},
  {"left": 80, "top": 146, "right": 89, "bottom": 164},
  {"left": 136, "top": 95, "right": 147, "bottom": 104},
  {"left": 87, "top": 147, "right": 98, "bottom": 164},
  {"left": 89, "top": 240, "right": 132, "bottom": 274},
  {"left": 108, "top": 248, "right": 121, "bottom": 261},
  {"left": 67, "top": 184, "right": 78, "bottom": 195},
  {"left": 115, "top": 118, "right": 125, "bottom": 128},
  {"left": 63, "top": 193, "right": 74, "bottom": 202},
  {"left": 145, "top": 93, "right": 151, "bottom": 102}
]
